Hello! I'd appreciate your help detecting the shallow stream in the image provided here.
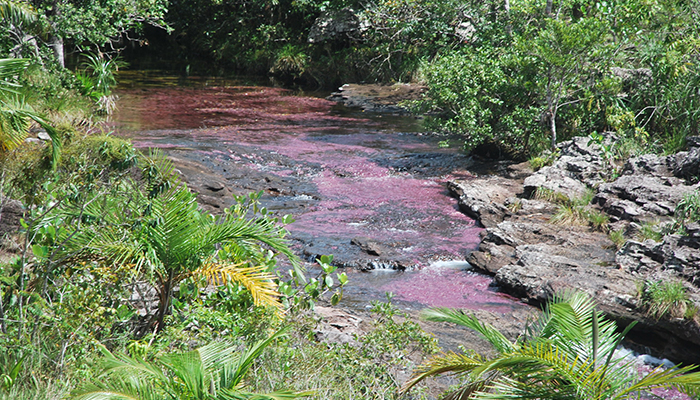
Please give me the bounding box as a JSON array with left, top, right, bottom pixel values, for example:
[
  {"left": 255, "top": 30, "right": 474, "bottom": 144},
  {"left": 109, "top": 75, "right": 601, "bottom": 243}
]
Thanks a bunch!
[{"left": 109, "top": 72, "right": 524, "bottom": 314}]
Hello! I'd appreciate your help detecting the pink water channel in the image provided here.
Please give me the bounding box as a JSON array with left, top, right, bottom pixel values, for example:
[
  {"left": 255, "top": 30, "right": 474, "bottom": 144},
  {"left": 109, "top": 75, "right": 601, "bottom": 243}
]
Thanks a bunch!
[{"left": 110, "top": 74, "right": 519, "bottom": 312}]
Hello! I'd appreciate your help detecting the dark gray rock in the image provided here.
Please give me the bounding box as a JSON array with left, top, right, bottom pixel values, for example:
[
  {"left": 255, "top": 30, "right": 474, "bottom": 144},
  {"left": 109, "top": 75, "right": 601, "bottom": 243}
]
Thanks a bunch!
[
  {"left": 351, "top": 236, "right": 385, "bottom": 256},
  {"left": 594, "top": 175, "right": 696, "bottom": 221},
  {"left": 0, "top": 199, "right": 23, "bottom": 236},
  {"left": 523, "top": 136, "right": 610, "bottom": 198},
  {"left": 623, "top": 154, "right": 672, "bottom": 177},
  {"left": 447, "top": 178, "right": 516, "bottom": 228},
  {"left": 671, "top": 146, "right": 700, "bottom": 182},
  {"left": 308, "top": 8, "right": 363, "bottom": 43}
]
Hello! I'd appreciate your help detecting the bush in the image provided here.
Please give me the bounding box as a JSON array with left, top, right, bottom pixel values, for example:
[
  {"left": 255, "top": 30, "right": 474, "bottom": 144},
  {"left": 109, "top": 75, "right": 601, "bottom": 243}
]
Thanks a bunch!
[{"left": 638, "top": 279, "right": 697, "bottom": 320}]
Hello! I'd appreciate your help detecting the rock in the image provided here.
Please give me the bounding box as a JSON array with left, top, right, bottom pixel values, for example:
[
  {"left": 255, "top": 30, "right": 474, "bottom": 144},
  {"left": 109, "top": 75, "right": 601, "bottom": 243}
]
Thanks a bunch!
[
  {"left": 327, "top": 83, "right": 426, "bottom": 114},
  {"left": 308, "top": 8, "right": 363, "bottom": 43},
  {"left": 0, "top": 199, "right": 23, "bottom": 236},
  {"left": 623, "top": 154, "right": 673, "bottom": 177},
  {"left": 314, "top": 306, "right": 363, "bottom": 345},
  {"left": 616, "top": 236, "right": 700, "bottom": 284},
  {"left": 459, "top": 134, "right": 700, "bottom": 365},
  {"left": 204, "top": 181, "right": 225, "bottom": 192},
  {"left": 594, "top": 175, "right": 696, "bottom": 222},
  {"left": 523, "top": 166, "right": 589, "bottom": 199},
  {"left": 351, "top": 236, "right": 385, "bottom": 256},
  {"left": 37, "top": 131, "right": 52, "bottom": 141},
  {"left": 671, "top": 145, "right": 700, "bottom": 182},
  {"left": 448, "top": 178, "right": 514, "bottom": 228}
]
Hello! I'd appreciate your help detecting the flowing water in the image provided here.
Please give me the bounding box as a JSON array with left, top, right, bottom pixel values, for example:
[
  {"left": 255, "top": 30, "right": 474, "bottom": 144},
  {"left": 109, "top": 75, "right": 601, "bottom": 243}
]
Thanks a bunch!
[
  {"left": 109, "top": 72, "right": 525, "bottom": 314},
  {"left": 107, "top": 73, "right": 693, "bottom": 399}
]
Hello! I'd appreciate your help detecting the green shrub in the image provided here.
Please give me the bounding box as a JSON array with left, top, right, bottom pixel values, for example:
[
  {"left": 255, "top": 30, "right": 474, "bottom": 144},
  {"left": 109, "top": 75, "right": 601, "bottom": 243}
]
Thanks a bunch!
[
  {"left": 675, "top": 190, "right": 700, "bottom": 225},
  {"left": 638, "top": 279, "right": 696, "bottom": 320},
  {"left": 251, "top": 295, "right": 438, "bottom": 400}
]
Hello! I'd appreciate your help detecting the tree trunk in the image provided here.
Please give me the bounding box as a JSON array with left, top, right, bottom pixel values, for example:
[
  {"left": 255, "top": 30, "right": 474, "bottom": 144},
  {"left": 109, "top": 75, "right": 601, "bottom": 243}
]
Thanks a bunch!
[
  {"left": 550, "top": 109, "right": 557, "bottom": 149},
  {"left": 545, "top": 0, "right": 553, "bottom": 16},
  {"left": 48, "top": 0, "right": 64, "bottom": 68},
  {"left": 50, "top": 35, "right": 64, "bottom": 68}
]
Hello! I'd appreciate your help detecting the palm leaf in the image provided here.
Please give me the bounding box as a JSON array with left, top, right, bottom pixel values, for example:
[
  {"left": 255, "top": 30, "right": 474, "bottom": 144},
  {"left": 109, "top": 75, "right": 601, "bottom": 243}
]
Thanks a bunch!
[
  {"left": 196, "top": 260, "right": 281, "bottom": 311},
  {"left": 401, "top": 351, "right": 487, "bottom": 393},
  {"left": 0, "top": 1, "right": 36, "bottom": 27},
  {"left": 0, "top": 58, "right": 29, "bottom": 97},
  {"left": 421, "top": 308, "right": 515, "bottom": 354}
]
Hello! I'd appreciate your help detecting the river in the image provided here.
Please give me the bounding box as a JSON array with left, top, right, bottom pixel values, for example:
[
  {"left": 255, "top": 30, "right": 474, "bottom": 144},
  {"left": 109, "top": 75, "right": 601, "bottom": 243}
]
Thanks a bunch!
[
  {"left": 109, "top": 72, "right": 527, "bottom": 315},
  {"left": 106, "top": 72, "right": 693, "bottom": 400}
]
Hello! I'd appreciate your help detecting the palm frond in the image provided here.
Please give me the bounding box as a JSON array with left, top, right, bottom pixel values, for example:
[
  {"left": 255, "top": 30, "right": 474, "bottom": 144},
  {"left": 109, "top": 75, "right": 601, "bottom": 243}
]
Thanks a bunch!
[
  {"left": 401, "top": 351, "right": 486, "bottom": 393},
  {"left": 421, "top": 308, "right": 515, "bottom": 354},
  {"left": 0, "top": 1, "right": 36, "bottom": 27},
  {"left": 612, "top": 367, "right": 700, "bottom": 400},
  {"left": 196, "top": 260, "right": 281, "bottom": 310},
  {"left": 0, "top": 58, "right": 29, "bottom": 97},
  {"left": 230, "top": 389, "right": 316, "bottom": 400},
  {"left": 160, "top": 349, "right": 210, "bottom": 399}
]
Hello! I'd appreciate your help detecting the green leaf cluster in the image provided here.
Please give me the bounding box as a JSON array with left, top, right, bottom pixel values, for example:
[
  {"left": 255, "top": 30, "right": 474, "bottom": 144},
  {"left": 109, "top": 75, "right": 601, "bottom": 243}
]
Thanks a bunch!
[{"left": 403, "top": 291, "right": 700, "bottom": 399}]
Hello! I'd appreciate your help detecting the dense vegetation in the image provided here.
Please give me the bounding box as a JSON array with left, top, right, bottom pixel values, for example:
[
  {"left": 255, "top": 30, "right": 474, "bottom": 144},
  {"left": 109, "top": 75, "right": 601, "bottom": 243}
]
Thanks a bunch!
[{"left": 3, "top": 0, "right": 700, "bottom": 398}]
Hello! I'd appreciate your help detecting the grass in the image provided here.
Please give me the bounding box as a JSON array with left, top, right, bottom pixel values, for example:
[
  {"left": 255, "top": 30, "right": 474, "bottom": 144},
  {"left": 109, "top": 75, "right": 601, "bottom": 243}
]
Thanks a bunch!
[
  {"left": 528, "top": 149, "right": 560, "bottom": 171},
  {"left": 250, "top": 298, "right": 438, "bottom": 400},
  {"left": 533, "top": 186, "right": 570, "bottom": 203},
  {"left": 636, "top": 221, "right": 665, "bottom": 242},
  {"left": 675, "top": 190, "right": 700, "bottom": 225},
  {"left": 547, "top": 189, "right": 609, "bottom": 232},
  {"left": 638, "top": 279, "right": 697, "bottom": 320},
  {"left": 608, "top": 229, "right": 626, "bottom": 250}
]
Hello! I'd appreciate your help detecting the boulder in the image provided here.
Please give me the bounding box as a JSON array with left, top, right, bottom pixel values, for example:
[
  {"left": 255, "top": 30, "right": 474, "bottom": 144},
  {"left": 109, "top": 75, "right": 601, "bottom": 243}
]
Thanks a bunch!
[
  {"left": 308, "top": 8, "right": 363, "bottom": 43},
  {"left": 594, "top": 175, "right": 696, "bottom": 222},
  {"left": 0, "top": 199, "right": 23, "bottom": 236}
]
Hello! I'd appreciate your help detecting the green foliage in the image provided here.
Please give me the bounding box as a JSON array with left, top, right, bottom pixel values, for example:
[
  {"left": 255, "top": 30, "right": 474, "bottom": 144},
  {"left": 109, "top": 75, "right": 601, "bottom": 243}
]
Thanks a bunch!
[
  {"left": 403, "top": 291, "right": 700, "bottom": 399},
  {"left": 636, "top": 221, "right": 665, "bottom": 242},
  {"left": 73, "top": 329, "right": 313, "bottom": 400},
  {"left": 675, "top": 190, "right": 700, "bottom": 226},
  {"left": 0, "top": 58, "right": 61, "bottom": 166},
  {"left": 75, "top": 52, "right": 126, "bottom": 114},
  {"left": 529, "top": 149, "right": 559, "bottom": 170},
  {"left": 277, "top": 254, "right": 348, "bottom": 311},
  {"left": 411, "top": 0, "right": 700, "bottom": 157},
  {"left": 638, "top": 279, "right": 697, "bottom": 320},
  {"left": 251, "top": 295, "right": 438, "bottom": 400},
  {"left": 608, "top": 229, "right": 627, "bottom": 250},
  {"left": 47, "top": 154, "right": 299, "bottom": 336}
]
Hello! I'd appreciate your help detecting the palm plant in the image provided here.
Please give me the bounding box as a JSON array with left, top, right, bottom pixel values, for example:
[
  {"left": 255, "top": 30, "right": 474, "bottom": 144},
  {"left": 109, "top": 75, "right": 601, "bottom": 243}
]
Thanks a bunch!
[
  {"left": 0, "top": 57, "right": 61, "bottom": 166},
  {"left": 402, "top": 291, "right": 700, "bottom": 399},
  {"left": 72, "top": 328, "right": 312, "bottom": 400},
  {"left": 52, "top": 154, "right": 300, "bottom": 336},
  {"left": 0, "top": 0, "right": 37, "bottom": 27}
]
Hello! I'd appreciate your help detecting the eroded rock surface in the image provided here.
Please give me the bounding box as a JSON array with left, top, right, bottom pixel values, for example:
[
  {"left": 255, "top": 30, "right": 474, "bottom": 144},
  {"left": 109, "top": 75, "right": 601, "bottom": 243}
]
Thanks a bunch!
[{"left": 452, "top": 136, "right": 700, "bottom": 364}]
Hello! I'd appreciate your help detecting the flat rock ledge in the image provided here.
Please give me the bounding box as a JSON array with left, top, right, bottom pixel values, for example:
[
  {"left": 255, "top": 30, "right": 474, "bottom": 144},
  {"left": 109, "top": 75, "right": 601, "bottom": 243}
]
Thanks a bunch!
[
  {"left": 327, "top": 83, "right": 427, "bottom": 114},
  {"left": 451, "top": 136, "right": 700, "bottom": 365}
]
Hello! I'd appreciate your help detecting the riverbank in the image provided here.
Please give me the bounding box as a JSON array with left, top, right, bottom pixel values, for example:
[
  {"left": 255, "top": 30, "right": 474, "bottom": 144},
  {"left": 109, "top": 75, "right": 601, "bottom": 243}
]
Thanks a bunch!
[{"left": 450, "top": 135, "right": 700, "bottom": 364}]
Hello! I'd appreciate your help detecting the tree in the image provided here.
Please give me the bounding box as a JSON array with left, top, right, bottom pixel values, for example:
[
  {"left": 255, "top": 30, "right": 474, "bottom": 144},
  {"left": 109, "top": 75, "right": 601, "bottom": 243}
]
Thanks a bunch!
[
  {"left": 72, "top": 328, "right": 313, "bottom": 400},
  {"left": 520, "top": 16, "right": 614, "bottom": 149},
  {"left": 402, "top": 291, "right": 700, "bottom": 399},
  {"left": 19, "top": 0, "right": 169, "bottom": 67},
  {"left": 52, "top": 155, "right": 300, "bottom": 336}
]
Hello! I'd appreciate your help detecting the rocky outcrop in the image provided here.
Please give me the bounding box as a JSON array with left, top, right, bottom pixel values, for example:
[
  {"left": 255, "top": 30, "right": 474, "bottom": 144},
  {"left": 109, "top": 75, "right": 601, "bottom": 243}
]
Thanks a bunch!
[
  {"left": 327, "top": 83, "right": 427, "bottom": 114},
  {"left": 523, "top": 136, "right": 609, "bottom": 198},
  {"left": 308, "top": 8, "right": 363, "bottom": 43},
  {"left": 454, "top": 135, "right": 700, "bottom": 364}
]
